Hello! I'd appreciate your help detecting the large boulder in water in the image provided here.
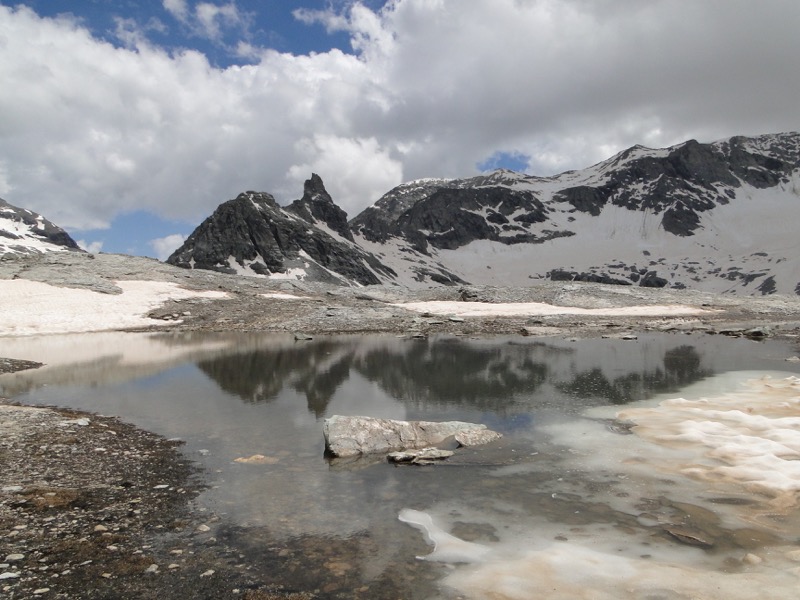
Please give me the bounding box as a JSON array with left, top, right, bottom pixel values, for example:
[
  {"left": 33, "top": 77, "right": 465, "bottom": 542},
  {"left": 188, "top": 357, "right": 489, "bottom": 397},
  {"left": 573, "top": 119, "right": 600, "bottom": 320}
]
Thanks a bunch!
[{"left": 323, "top": 415, "right": 501, "bottom": 457}]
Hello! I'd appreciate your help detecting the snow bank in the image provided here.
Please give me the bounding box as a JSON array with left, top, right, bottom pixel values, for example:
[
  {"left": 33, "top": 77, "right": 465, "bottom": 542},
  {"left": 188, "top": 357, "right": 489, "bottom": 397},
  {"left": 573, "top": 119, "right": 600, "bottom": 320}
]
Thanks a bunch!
[
  {"left": 618, "top": 375, "right": 800, "bottom": 500},
  {"left": 393, "top": 299, "right": 711, "bottom": 317},
  {"left": 402, "top": 373, "right": 800, "bottom": 599},
  {"left": 0, "top": 280, "right": 228, "bottom": 336}
]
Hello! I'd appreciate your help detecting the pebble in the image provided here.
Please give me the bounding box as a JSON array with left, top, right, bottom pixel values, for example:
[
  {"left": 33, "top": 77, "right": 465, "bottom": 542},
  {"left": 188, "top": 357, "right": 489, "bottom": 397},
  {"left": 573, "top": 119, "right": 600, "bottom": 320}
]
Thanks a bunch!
[
  {"left": 5, "top": 554, "right": 24, "bottom": 562},
  {"left": 33, "top": 588, "right": 50, "bottom": 595},
  {"left": 94, "top": 525, "right": 108, "bottom": 532},
  {"left": 196, "top": 524, "right": 211, "bottom": 532},
  {"left": 742, "top": 553, "right": 762, "bottom": 564},
  {"left": 58, "top": 418, "right": 90, "bottom": 427},
  {"left": 200, "top": 569, "right": 215, "bottom": 577},
  {"left": 0, "top": 572, "right": 21, "bottom": 580},
  {"left": 145, "top": 564, "right": 159, "bottom": 574}
]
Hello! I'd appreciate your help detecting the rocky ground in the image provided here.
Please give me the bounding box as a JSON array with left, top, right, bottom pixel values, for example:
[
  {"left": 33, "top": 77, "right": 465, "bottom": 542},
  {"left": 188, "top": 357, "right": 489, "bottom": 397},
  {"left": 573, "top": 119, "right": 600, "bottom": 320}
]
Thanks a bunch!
[
  {"left": 2, "top": 250, "right": 800, "bottom": 599},
  {"left": 0, "top": 400, "right": 327, "bottom": 600},
  {"left": 3, "top": 251, "right": 800, "bottom": 339}
]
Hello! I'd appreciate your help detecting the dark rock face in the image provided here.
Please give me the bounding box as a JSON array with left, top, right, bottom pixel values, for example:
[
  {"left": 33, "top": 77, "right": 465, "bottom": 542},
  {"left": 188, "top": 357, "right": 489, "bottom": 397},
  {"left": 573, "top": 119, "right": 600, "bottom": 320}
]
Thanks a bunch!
[
  {"left": 373, "top": 185, "right": 557, "bottom": 253},
  {"left": 286, "top": 173, "right": 354, "bottom": 242},
  {"left": 167, "top": 178, "right": 393, "bottom": 285},
  {"left": 0, "top": 198, "right": 82, "bottom": 254},
  {"left": 551, "top": 133, "right": 800, "bottom": 236},
  {"left": 548, "top": 269, "right": 632, "bottom": 286}
]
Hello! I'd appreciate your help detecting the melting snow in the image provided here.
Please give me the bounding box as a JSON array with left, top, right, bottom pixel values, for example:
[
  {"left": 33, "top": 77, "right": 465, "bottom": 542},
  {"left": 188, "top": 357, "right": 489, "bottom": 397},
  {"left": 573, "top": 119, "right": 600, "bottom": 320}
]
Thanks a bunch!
[
  {"left": 393, "top": 299, "right": 712, "bottom": 317},
  {"left": 0, "top": 280, "right": 228, "bottom": 336},
  {"left": 402, "top": 373, "right": 800, "bottom": 599}
]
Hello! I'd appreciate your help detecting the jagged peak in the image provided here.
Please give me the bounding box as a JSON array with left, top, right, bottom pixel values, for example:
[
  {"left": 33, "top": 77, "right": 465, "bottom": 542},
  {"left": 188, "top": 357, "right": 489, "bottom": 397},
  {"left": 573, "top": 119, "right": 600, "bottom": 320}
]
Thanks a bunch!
[{"left": 303, "top": 173, "right": 332, "bottom": 203}]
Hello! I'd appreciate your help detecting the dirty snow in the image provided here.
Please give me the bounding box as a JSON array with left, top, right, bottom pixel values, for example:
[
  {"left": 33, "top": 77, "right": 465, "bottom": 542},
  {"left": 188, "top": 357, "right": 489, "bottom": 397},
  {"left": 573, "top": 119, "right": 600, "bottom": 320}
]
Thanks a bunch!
[
  {"left": 0, "top": 280, "right": 228, "bottom": 336},
  {"left": 393, "top": 299, "right": 712, "bottom": 317},
  {"left": 403, "top": 373, "right": 800, "bottom": 600}
]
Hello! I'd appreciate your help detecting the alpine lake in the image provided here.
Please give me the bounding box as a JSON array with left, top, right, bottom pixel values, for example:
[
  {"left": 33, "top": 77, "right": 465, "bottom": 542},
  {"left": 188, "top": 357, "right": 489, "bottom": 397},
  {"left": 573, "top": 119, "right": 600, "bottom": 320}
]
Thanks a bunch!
[{"left": 2, "top": 331, "right": 800, "bottom": 599}]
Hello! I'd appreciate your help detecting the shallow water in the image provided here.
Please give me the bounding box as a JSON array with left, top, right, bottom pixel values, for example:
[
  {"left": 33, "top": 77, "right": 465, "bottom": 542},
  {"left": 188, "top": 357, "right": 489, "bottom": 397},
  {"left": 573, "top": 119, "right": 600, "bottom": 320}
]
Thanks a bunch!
[{"left": 2, "top": 331, "right": 800, "bottom": 598}]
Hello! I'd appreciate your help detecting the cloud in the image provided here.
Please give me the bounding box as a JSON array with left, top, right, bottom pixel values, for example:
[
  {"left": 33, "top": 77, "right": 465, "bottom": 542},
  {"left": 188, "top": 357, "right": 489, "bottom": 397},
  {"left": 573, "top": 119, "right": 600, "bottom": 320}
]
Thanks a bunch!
[
  {"left": 287, "top": 134, "right": 403, "bottom": 216},
  {"left": 1, "top": 0, "right": 799, "bottom": 240},
  {"left": 76, "top": 239, "right": 104, "bottom": 254},
  {"left": 163, "top": 0, "right": 249, "bottom": 42},
  {"left": 150, "top": 234, "right": 187, "bottom": 261}
]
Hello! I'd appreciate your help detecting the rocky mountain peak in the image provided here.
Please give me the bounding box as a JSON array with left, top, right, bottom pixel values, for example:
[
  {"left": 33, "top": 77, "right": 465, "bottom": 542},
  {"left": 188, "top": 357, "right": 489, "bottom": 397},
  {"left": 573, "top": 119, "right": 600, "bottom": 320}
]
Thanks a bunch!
[
  {"left": 167, "top": 179, "right": 392, "bottom": 285},
  {"left": 287, "top": 174, "right": 353, "bottom": 242},
  {"left": 303, "top": 173, "right": 332, "bottom": 202}
]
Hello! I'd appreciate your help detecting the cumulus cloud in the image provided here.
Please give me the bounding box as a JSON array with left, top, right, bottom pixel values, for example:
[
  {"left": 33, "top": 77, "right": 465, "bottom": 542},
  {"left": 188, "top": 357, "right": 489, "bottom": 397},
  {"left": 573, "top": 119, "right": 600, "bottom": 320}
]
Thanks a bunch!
[
  {"left": 0, "top": 0, "right": 798, "bottom": 236},
  {"left": 150, "top": 234, "right": 187, "bottom": 261},
  {"left": 287, "top": 134, "right": 403, "bottom": 216},
  {"left": 76, "top": 239, "right": 104, "bottom": 254}
]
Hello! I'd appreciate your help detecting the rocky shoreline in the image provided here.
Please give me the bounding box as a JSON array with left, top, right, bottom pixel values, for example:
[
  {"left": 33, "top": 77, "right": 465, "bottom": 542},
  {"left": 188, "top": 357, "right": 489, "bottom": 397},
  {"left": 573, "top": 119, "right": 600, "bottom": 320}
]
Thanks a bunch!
[
  {"left": 2, "top": 251, "right": 800, "bottom": 598},
  {"left": 0, "top": 400, "right": 323, "bottom": 600}
]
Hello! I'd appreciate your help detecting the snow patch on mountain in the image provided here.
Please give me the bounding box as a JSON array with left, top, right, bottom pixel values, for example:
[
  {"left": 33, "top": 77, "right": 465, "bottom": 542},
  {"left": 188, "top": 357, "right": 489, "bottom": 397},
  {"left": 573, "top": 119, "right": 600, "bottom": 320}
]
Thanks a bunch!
[{"left": 1, "top": 198, "right": 82, "bottom": 257}]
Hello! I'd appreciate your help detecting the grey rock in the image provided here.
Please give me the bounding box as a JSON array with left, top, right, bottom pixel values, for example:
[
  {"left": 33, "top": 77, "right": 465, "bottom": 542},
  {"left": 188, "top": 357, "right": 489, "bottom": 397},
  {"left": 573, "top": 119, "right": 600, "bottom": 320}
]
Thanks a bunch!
[
  {"left": 322, "top": 415, "right": 499, "bottom": 457},
  {"left": 454, "top": 429, "right": 503, "bottom": 447}
]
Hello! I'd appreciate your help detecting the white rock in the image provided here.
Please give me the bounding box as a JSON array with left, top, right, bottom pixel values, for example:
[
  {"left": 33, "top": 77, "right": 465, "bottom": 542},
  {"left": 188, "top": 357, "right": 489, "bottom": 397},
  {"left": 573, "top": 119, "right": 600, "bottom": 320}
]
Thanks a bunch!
[
  {"left": 323, "top": 415, "right": 499, "bottom": 457},
  {"left": 454, "top": 429, "right": 503, "bottom": 447},
  {"left": 388, "top": 447, "right": 454, "bottom": 463},
  {"left": 4, "top": 554, "right": 24, "bottom": 562},
  {"left": 59, "top": 418, "right": 90, "bottom": 427},
  {"left": 0, "top": 572, "right": 21, "bottom": 580}
]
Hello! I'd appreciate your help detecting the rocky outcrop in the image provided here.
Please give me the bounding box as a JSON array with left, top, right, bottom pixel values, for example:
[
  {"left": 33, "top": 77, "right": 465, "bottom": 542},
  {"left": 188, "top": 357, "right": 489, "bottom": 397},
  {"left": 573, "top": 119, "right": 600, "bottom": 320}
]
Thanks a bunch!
[
  {"left": 322, "top": 415, "right": 501, "bottom": 457},
  {"left": 0, "top": 198, "right": 82, "bottom": 256},
  {"left": 167, "top": 177, "right": 394, "bottom": 285},
  {"left": 286, "top": 173, "right": 354, "bottom": 241}
]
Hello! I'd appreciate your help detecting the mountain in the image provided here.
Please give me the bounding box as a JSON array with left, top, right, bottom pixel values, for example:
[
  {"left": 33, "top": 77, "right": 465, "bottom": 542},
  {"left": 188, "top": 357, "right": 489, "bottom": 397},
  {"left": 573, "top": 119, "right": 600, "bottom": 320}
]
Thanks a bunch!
[
  {"left": 170, "top": 132, "right": 800, "bottom": 295},
  {"left": 166, "top": 176, "right": 395, "bottom": 285},
  {"left": 0, "top": 198, "right": 82, "bottom": 256},
  {"left": 352, "top": 132, "right": 800, "bottom": 295}
]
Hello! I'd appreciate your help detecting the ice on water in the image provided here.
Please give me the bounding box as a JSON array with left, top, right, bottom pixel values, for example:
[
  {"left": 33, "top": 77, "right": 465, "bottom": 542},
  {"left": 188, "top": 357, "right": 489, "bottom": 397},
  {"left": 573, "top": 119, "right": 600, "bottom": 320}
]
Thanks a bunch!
[{"left": 401, "top": 372, "right": 800, "bottom": 599}]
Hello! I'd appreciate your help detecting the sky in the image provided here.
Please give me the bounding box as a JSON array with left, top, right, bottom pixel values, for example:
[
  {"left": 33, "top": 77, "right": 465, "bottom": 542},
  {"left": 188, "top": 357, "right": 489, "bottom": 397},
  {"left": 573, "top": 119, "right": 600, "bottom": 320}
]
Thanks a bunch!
[{"left": 1, "top": 0, "right": 799, "bottom": 259}]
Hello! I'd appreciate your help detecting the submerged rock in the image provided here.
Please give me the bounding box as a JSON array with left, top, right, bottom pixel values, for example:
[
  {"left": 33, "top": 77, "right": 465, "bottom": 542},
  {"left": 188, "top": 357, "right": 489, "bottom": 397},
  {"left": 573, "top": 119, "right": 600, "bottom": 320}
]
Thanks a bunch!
[
  {"left": 388, "top": 447, "right": 454, "bottom": 465},
  {"left": 323, "top": 415, "right": 500, "bottom": 457}
]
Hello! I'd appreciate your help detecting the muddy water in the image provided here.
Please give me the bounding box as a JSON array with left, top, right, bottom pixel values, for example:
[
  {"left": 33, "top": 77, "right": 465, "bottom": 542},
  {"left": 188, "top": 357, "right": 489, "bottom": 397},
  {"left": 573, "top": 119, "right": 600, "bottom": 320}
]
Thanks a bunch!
[{"left": 2, "top": 331, "right": 800, "bottom": 598}]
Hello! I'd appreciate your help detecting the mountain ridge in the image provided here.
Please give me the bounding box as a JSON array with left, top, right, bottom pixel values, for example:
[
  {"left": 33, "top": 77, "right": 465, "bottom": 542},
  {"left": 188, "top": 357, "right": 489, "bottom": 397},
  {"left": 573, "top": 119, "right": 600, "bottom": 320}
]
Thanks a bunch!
[{"left": 2, "top": 132, "right": 797, "bottom": 296}]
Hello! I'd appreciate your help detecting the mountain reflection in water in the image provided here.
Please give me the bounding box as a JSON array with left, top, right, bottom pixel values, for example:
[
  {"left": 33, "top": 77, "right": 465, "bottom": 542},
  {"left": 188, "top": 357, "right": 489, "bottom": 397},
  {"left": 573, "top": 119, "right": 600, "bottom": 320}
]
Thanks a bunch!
[{"left": 197, "top": 336, "right": 718, "bottom": 419}]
